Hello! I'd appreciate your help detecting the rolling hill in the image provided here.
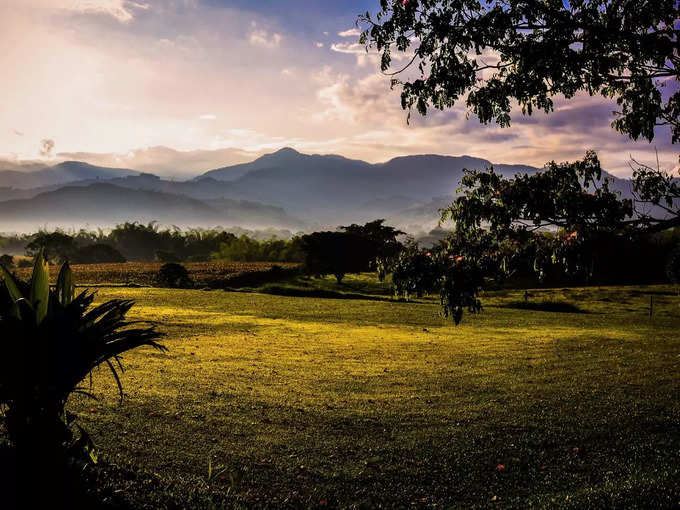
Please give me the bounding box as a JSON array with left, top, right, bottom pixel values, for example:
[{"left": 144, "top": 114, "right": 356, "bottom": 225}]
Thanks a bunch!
[
  {"left": 0, "top": 183, "right": 305, "bottom": 232},
  {"left": 0, "top": 161, "right": 139, "bottom": 189}
]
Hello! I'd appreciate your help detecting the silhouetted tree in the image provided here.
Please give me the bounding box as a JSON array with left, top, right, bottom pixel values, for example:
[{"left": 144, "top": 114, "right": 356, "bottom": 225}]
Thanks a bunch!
[
  {"left": 25, "top": 231, "right": 76, "bottom": 264},
  {"left": 300, "top": 231, "right": 376, "bottom": 283},
  {"left": 71, "top": 244, "right": 126, "bottom": 264},
  {"left": 340, "top": 219, "right": 405, "bottom": 280}
]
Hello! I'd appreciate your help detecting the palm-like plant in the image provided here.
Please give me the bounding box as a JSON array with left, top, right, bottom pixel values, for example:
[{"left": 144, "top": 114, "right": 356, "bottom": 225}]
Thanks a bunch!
[{"left": 0, "top": 249, "right": 165, "bottom": 468}]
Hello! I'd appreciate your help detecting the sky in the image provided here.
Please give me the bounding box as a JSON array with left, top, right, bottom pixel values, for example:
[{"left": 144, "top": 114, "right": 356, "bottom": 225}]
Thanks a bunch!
[{"left": 0, "top": 0, "right": 676, "bottom": 177}]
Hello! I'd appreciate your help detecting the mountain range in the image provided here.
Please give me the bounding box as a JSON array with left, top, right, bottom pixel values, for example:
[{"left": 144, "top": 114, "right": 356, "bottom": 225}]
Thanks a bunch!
[{"left": 0, "top": 148, "right": 636, "bottom": 233}]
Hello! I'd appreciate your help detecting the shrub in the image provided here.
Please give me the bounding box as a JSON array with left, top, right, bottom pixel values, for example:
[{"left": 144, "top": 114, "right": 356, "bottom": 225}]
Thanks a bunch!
[
  {"left": 0, "top": 254, "right": 13, "bottom": 268},
  {"left": 0, "top": 249, "right": 165, "bottom": 491},
  {"left": 157, "top": 263, "right": 192, "bottom": 288}
]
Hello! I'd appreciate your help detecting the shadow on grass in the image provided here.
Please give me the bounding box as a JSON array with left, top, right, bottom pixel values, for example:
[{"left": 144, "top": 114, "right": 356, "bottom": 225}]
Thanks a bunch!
[
  {"left": 255, "top": 284, "right": 393, "bottom": 302},
  {"left": 499, "top": 300, "right": 589, "bottom": 314},
  {"left": 0, "top": 442, "right": 108, "bottom": 509}
]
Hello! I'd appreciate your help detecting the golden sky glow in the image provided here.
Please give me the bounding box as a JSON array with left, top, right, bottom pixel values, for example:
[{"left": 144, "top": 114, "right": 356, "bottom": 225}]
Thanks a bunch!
[{"left": 1, "top": 0, "right": 676, "bottom": 176}]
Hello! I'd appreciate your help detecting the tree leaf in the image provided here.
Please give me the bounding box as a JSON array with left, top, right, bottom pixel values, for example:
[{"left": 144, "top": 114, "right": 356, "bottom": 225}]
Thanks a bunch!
[
  {"left": 56, "top": 261, "right": 74, "bottom": 306},
  {"left": 0, "top": 263, "right": 24, "bottom": 319},
  {"left": 29, "top": 248, "right": 50, "bottom": 325}
]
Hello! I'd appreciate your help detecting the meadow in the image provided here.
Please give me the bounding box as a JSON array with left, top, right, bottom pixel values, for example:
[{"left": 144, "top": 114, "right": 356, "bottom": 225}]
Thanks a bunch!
[{"left": 60, "top": 276, "right": 680, "bottom": 508}]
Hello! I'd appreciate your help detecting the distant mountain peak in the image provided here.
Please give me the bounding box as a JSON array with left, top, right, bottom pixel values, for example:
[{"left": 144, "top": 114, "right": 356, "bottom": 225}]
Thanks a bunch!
[{"left": 272, "top": 147, "right": 300, "bottom": 155}]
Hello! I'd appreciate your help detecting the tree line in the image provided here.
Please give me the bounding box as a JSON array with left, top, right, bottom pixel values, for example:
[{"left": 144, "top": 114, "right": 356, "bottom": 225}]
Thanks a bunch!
[{"left": 0, "top": 223, "right": 306, "bottom": 266}]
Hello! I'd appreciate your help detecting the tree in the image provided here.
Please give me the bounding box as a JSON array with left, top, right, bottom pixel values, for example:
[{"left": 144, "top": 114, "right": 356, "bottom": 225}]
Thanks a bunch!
[
  {"left": 391, "top": 242, "right": 441, "bottom": 299},
  {"left": 300, "top": 231, "right": 377, "bottom": 283},
  {"left": 667, "top": 242, "right": 680, "bottom": 288},
  {"left": 71, "top": 243, "right": 126, "bottom": 264},
  {"left": 360, "top": 0, "right": 679, "bottom": 142},
  {"left": 0, "top": 254, "right": 13, "bottom": 268},
  {"left": 437, "top": 151, "right": 680, "bottom": 321},
  {"left": 340, "top": 219, "right": 405, "bottom": 280},
  {"left": 25, "top": 231, "right": 77, "bottom": 264}
]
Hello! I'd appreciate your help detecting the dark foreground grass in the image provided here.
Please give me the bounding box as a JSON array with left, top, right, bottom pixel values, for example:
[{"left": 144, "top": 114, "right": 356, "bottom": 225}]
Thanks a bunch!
[{"left": 17, "top": 277, "right": 680, "bottom": 508}]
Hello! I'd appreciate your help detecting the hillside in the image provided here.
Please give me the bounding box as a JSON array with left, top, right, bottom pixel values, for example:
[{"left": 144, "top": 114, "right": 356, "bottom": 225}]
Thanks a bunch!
[
  {"left": 0, "top": 183, "right": 305, "bottom": 232},
  {"left": 0, "top": 161, "right": 139, "bottom": 189}
]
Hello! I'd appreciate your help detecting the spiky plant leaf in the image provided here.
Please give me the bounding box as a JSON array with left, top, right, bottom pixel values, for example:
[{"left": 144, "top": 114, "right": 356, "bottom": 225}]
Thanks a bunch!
[
  {"left": 0, "top": 263, "right": 24, "bottom": 319},
  {"left": 56, "top": 262, "right": 74, "bottom": 307},
  {"left": 29, "top": 248, "right": 49, "bottom": 324}
]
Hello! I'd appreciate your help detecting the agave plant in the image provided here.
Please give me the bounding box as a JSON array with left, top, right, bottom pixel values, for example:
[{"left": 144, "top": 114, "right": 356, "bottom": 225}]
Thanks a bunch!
[{"left": 0, "top": 249, "right": 165, "bottom": 468}]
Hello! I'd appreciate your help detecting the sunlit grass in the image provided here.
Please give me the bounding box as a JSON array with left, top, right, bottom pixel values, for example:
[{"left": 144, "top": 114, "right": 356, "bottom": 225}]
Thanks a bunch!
[{"left": 68, "top": 277, "right": 680, "bottom": 508}]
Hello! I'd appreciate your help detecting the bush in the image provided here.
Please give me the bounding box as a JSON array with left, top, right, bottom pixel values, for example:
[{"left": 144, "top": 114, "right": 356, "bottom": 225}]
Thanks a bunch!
[
  {"left": 17, "top": 259, "right": 33, "bottom": 268},
  {"left": 0, "top": 254, "right": 13, "bottom": 268},
  {"left": 0, "top": 250, "right": 165, "bottom": 497},
  {"left": 156, "top": 263, "right": 192, "bottom": 288}
]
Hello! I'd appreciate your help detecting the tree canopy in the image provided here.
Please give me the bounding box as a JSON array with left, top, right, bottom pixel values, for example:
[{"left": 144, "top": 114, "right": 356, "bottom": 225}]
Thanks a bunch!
[{"left": 359, "top": 0, "right": 680, "bottom": 142}]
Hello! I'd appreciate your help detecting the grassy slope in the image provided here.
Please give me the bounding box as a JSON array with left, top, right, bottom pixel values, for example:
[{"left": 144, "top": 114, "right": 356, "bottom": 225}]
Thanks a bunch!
[{"left": 68, "top": 277, "right": 680, "bottom": 508}]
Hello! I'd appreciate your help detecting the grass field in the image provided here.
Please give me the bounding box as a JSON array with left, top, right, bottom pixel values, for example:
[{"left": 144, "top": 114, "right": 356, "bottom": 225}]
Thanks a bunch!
[{"left": 55, "top": 276, "right": 680, "bottom": 508}]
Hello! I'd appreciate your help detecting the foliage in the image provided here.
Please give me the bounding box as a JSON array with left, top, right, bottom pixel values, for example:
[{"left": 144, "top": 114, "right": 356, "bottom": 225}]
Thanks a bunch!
[
  {"left": 439, "top": 257, "right": 484, "bottom": 325},
  {"left": 443, "top": 151, "right": 634, "bottom": 235},
  {"left": 666, "top": 242, "right": 680, "bottom": 286},
  {"left": 0, "top": 254, "right": 13, "bottom": 268},
  {"left": 340, "top": 219, "right": 405, "bottom": 281},
  {"left": 213, "top": 235, "right": 304, "bottom": 263},
  {"left": 391, "top": 243, "right": 440, "bottom": 299},
  {"left": 157, "top": 263, "right": 193, "bottom": 288},
  {"left": 71, "top": 243, "right": 126, "bottom": 264},
  {"left": 359, "top": 0, "right": 680, "bottom": 142},
  {"left": 300, "top": 231, "right": 377, "bottom": 283},
  {"left": 26, "top": 230, "right": 77, "bottom": 264},
  {"left": 0, "top": 249, "right": 165, "bottom": 471},
  {"left": 431, "top": 151, "right": 680, "bottom": 322}
]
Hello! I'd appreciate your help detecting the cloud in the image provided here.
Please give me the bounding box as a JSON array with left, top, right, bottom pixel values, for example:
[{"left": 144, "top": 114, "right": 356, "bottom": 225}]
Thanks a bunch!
[
  {"left": 338, "top": 28, "right": 361, "bottom": 38},
  {"left": 330, "top": 42, "right": 364, "bottom": 55},
  {"left": 315, "top": 42, "right": 324, "bottom": 48},
  {"left": 39, "top": 139, "right": 55, "bottom": 157},
  {"left": 12, "top": 129, "right": 24, "bottom": 136},
  {"left": 248, "top": 23, "right": 282, "bottom": 48},
  {"left": 199, "top": 114, "right": 217, "bottom": 120},
  {"left": 57, "top": 0, "right": 148, "bottom": 22},
  {"left": 331, "top": 41, "right": 411, "bottom": 67},
  {"left": 0, "top": 0, "right": 674, "bottom": 178}
]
